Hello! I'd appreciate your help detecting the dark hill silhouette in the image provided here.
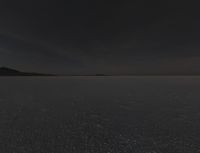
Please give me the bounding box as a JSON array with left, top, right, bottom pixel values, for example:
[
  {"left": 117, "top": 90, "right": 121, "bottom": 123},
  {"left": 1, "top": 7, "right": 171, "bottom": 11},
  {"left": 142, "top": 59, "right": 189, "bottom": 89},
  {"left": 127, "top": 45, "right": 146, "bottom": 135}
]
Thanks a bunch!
[{"left": 0, "top": 67, "right": 54, "bottom": 76}]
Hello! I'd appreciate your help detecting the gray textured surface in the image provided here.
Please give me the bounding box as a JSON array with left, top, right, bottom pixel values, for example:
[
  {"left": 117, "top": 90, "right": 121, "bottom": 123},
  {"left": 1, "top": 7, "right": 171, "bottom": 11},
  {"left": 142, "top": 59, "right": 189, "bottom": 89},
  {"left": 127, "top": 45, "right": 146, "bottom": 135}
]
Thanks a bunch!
[{"left": 0, "top": 76, "right": 200, "bottom": 153}]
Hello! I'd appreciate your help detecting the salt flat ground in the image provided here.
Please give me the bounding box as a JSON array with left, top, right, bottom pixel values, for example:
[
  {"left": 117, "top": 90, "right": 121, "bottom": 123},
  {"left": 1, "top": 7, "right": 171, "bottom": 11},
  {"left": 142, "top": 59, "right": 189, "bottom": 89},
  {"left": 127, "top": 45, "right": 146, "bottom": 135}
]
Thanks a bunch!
[{"left": 0, "top": 76, "right": 200, "bottom": 153}]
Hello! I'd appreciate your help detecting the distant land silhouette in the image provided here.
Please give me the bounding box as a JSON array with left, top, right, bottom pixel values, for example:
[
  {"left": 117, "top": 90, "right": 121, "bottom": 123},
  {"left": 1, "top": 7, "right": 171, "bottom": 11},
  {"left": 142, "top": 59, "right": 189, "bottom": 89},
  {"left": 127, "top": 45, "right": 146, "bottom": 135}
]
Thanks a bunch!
[
  {"left": 1, "top": 66, "right": 199, "bottom": 76},
  {"left": 0, "top": 67, "right": 54, "bottom": 76}
]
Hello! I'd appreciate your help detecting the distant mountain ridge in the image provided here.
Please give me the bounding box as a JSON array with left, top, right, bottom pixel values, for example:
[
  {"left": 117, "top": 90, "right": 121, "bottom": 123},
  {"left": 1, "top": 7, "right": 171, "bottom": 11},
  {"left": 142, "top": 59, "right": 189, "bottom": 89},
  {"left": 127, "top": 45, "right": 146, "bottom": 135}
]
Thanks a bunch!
[
  {"left": 0, "top": 67, "right": 54, "bottom": 76},
  {"left": 1, "top": 67, "right": 199, "bottom": 76}
]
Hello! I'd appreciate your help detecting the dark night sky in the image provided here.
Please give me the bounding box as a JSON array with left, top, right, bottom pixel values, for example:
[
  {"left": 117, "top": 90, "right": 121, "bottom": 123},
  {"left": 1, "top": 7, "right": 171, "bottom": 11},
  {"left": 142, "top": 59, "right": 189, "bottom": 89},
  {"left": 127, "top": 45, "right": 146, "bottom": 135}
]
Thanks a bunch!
[{"left": 0, "top": 0, "right": 200, "bottom": 74}]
